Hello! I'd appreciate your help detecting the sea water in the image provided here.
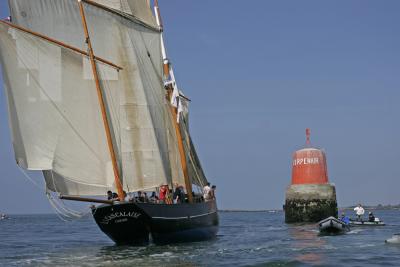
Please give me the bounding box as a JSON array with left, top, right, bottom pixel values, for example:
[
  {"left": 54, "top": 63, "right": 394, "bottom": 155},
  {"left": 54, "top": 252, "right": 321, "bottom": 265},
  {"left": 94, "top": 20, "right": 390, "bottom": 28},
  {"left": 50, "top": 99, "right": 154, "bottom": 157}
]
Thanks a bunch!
[{"left": 0, "top": 210, "right": 399, "bottom": 266}]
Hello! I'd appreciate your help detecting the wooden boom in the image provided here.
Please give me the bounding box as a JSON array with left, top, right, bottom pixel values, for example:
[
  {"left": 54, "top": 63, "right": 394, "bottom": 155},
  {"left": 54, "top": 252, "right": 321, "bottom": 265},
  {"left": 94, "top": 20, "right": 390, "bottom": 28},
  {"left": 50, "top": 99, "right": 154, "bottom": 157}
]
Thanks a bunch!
[{"left": 60, "top": 195, "right": 114, "bottom": 205}]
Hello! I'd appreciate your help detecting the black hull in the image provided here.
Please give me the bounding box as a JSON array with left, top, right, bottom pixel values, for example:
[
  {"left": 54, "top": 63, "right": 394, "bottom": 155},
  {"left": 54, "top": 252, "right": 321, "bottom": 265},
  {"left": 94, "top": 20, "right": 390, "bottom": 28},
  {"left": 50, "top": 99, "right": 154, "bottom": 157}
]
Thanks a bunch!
[{"left": 92, "top": 200, "right": 218, "bottom": 245}]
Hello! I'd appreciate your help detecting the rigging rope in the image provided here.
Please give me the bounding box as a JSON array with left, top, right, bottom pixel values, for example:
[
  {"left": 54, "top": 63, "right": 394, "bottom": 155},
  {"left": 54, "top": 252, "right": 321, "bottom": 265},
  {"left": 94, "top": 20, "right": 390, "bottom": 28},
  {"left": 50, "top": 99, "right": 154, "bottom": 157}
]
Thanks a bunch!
[
  {"left": 17, "top": 166, "right": 91, "bottom": 221},
  {"left": 47, "top": 171, "right": 92, "bottom": 221},
  {"left": 16, "top": 167, "right": 43, "bottom": 190}
]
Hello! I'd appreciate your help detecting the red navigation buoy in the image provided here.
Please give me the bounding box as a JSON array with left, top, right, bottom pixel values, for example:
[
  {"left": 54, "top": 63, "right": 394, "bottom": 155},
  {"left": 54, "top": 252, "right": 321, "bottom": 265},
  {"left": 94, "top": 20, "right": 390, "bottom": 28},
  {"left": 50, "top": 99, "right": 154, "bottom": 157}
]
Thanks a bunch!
[
  {"left": 284, "top": 129, "right": 338, "bottom": 223},
  {"left": 291, "top": 129, "right": 328, "bottom": 184}
]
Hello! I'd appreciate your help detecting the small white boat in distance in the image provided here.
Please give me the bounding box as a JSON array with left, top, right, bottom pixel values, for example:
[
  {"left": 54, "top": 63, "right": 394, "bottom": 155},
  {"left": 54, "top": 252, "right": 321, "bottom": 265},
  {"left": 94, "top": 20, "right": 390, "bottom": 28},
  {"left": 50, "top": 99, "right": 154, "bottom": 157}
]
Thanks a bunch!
[
  {"left": 318, "top": 216, "right": 350, "bottom": 234},
  {"left": 350, "top": 218, "right": 385, "bottom": 226},
  {"left": 385, "top": 234, "right": 400, "bottom": 244}
]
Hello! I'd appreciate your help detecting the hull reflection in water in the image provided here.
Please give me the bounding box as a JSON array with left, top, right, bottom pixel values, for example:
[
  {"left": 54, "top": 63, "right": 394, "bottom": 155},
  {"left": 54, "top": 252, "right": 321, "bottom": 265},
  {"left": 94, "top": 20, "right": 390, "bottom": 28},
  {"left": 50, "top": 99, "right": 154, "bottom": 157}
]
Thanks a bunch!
[{"left": 93, "top": 200, "right": 219, "bottom": 245}]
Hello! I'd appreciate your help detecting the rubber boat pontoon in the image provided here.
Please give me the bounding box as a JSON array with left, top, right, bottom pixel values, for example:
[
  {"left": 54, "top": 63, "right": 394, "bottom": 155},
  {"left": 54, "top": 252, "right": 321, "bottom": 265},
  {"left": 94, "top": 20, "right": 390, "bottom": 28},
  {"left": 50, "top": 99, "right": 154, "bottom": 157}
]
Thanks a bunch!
[{"left": 318, "top": 216, "right": 350, "bottom": 234}]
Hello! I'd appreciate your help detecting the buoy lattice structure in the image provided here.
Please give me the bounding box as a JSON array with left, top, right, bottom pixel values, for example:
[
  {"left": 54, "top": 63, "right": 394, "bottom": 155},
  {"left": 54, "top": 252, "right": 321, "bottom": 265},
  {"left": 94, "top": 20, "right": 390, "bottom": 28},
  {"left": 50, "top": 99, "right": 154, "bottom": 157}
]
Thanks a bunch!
[{"left": 284, "top": 129, "right": 338, "bottom": 223}]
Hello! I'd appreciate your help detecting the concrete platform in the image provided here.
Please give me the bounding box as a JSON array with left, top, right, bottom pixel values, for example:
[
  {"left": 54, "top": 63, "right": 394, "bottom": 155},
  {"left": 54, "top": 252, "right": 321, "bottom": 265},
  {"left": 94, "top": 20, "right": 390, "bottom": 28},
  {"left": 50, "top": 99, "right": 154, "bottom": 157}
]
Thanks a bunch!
[{"left": 284, "top": 184, "right": 338, "bottom": 223}]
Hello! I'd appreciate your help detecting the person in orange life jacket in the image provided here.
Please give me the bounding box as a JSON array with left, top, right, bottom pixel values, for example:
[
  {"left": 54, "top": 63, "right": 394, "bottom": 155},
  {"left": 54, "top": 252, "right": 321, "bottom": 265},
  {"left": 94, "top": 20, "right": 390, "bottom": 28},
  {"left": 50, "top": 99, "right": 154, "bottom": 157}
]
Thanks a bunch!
[{"left": 159, "top": 185, "right": 168, "bottom": 204}]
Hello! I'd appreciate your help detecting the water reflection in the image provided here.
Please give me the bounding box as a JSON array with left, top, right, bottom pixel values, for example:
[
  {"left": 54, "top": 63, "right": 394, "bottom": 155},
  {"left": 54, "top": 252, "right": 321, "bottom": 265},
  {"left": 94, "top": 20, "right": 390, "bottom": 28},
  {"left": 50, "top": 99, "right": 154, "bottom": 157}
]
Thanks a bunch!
[
  {"left": 287, "top": 224, "right": 326, "bottom": 265},
  {"left": 96, "top": 243, "right": 199, "bottom": 266}
]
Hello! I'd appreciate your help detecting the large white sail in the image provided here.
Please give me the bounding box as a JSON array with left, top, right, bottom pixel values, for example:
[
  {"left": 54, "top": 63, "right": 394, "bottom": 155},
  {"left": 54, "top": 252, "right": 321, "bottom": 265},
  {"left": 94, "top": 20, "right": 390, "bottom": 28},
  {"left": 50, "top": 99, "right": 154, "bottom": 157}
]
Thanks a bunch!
[
  {"left": 0, "top": 22, "right": 119, "bottom": 195},
  {"left": 83, "top": 1, "right": 181, "bottom": 191},
  {"left": 7, "top": 0, "right": 184, "bottom": 193},
  {"left": 90, "top": 0, "right": 156, "bottom": 28}
]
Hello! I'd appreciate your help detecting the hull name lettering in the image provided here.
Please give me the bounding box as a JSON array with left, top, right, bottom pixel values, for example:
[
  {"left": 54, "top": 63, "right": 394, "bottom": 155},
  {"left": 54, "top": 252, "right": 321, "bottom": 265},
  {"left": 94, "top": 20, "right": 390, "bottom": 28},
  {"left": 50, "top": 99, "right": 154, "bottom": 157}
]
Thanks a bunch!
[{"left": 100, "top": 211, "right": 141, "bottom": 225}]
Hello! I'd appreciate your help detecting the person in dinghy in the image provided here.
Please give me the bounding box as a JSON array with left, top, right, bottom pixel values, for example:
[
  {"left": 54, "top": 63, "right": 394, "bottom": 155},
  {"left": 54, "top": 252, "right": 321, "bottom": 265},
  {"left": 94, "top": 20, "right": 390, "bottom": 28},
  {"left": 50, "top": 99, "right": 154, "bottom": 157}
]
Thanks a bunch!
[
  {"left": 353, "top": 204, "right": 365, "bottom": 221},
  {"left": 340, "top": 212, "right": 350, "bottom": 225}
]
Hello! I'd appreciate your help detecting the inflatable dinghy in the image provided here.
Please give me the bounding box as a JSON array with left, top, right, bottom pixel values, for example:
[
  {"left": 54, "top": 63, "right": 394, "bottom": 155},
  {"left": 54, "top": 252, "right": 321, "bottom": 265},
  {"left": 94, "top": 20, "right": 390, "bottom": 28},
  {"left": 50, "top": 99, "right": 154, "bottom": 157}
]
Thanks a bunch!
[
  {"left": 318, "top": 216, "right": 350, "bottom": 234},
  {"left": 385, "top": 234, "right": 400, "bottom": 244}
]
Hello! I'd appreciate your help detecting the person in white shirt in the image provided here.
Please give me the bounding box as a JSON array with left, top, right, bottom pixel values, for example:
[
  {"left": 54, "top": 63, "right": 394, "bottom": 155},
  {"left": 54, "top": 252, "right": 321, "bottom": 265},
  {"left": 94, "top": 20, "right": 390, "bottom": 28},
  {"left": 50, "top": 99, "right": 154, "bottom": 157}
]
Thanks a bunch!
[
  {"left": 203, "top": 182, "right": 211, "bottom": 201},
  {"left": 354, "top": 204, "right": 365, "bottom": 221}
]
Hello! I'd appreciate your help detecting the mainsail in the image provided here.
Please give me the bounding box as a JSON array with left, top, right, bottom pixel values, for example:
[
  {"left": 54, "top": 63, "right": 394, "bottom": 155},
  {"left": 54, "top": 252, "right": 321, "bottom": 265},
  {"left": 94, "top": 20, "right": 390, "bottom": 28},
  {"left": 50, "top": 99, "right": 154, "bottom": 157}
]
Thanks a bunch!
[{"left": 1, "top": 0, "right": 206, "bottom": 197}]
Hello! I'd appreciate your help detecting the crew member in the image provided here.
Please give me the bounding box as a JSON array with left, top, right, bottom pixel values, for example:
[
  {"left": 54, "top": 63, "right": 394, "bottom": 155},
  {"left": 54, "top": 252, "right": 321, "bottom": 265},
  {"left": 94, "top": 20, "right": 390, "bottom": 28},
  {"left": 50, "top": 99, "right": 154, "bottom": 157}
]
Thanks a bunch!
[
  {"left": 107, "top": 190, "right": 113, "bottom": 200},
  {"left": 203, "top": 182, "right": 211, "bottom": 201},
  {"left": 210, "top": 185, "right": 217, "bottom": 200}
]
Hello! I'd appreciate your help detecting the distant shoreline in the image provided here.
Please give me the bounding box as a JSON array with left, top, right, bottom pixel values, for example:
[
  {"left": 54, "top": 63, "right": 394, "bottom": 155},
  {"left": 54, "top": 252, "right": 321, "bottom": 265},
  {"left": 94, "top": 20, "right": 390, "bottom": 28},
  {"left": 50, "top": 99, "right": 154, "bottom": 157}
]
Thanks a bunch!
[
  {"left": 340, "top": 204, "right": 400, "bottom": 211},
  {"left": 218, "top": 209, "right": 281, "bottom": 213},
  {"left": 220, "top": 204, "right": 400, "bottom": 212},
  {"left": 2, "top": 204, "right": 399, "bottom": 215}
]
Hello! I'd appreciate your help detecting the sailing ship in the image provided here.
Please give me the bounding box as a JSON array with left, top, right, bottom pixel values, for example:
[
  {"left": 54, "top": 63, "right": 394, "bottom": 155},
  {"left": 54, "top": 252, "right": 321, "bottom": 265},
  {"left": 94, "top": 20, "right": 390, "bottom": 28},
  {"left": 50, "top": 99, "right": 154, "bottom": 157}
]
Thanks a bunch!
[{"left": 0, "top": 0, "right": 218, "bottom": 245}]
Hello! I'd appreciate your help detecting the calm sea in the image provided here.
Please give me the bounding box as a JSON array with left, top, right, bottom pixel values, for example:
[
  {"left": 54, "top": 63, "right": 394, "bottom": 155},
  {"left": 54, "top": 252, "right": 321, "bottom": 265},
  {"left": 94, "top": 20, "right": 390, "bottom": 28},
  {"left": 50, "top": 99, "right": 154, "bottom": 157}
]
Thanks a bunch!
[{"left": 0, "top": 210, "right": 399, "bottom": 266}]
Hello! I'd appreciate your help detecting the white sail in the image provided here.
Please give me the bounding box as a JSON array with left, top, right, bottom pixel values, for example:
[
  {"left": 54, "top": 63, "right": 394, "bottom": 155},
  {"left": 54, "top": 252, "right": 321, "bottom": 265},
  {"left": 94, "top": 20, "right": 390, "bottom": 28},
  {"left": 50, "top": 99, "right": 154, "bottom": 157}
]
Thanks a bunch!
[
  {"left": 89, "top": 0, "right": 131, "bottom": 13},
  {"left": 7, "top": 0, "right": 184, "bottom": 192},
  {"left": 0, "top": 22, "right": 120, "bottom": 195},
  {"left": 83, "top": 1, "right": 178, "bottom": 191},
  {"left": 125, "top": 0, "right": 156, "bottom": 28},
  {"left": 90, "top": 0, "right": 157, "bottom": 28}
]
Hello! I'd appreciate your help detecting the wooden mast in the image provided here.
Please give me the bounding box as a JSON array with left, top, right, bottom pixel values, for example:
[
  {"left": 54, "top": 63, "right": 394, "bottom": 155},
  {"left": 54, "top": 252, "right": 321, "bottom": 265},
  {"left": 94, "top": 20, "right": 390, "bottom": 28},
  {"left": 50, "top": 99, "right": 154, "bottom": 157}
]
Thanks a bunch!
[
  {"left": 167, "top": 92, "right": 193, "bottom": 203},
  {"left": 154, "top": 0, "right": 193, "bottom": 203},
  {"left": 77, "top": 0, "right": 124, "bottom": 200}
]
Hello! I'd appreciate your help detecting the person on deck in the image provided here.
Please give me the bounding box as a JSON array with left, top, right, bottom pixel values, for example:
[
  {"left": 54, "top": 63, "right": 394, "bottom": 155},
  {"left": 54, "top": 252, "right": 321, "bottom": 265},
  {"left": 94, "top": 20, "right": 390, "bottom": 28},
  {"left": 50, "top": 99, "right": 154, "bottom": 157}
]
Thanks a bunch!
[
  {"left": 112, "top": 192, "right": 119, "bottom": 201},
  {"left": 354, "top": 204, "right": 365, "bottom": 221},
  {"left": 137, "top": 191, "right": 144, "bottom": 202},
  {"left": 203, "top": 182, "right": 211, "bottom": 202},
  {"left": 107, "top": 190, "right": 113, "bottom": 200},
  {"left": 368, "top": 212, "right": 375, "bottom": 222},
  {"left": 173, "top": 184, "right": 185, "bottom": 204},
  {"left": 149, "top": 192, "right": 159, "bottom": 203},
  {"left": 142, "top": 192, "right": 149, "bottom": 203},
  {"left": 210, "top": 185, "right": 216, "bottom": 200},
  {"left": 165, "top": 187, "right": 173, "bottom": 204},
  {"left": 159, "top": 185, "right": 167, "bottom": 204},
  {"left": 122, "top": 191, "right": 131, "bottom": 202}
]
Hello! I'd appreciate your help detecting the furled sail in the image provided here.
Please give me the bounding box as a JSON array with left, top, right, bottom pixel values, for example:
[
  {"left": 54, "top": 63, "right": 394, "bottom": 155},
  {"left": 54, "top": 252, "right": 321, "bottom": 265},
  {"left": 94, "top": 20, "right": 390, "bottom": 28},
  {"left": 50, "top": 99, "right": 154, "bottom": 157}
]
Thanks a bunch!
[
  {"left": 7, "top": 0, "right": 184, "bottom": 193},
  {"left": 0, "top": 22, "right": 120, "bottom": 195},
  {"left": 179, "top": 112, "right": 208, "bottom": 188}
]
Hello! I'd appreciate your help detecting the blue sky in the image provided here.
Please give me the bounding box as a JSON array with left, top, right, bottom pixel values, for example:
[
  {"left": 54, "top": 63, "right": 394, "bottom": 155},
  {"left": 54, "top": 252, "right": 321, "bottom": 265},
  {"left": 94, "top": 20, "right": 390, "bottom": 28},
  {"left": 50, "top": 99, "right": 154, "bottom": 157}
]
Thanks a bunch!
[{"left": 1, "top": 1, "right": 399, "bottom": 213}]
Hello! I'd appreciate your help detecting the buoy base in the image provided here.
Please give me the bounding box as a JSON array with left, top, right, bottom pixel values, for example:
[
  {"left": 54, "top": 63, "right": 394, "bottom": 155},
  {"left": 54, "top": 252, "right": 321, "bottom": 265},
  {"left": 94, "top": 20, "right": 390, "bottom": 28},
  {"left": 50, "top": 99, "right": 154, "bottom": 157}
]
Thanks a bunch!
[{"left": 284, "top": 184, "right": 338, "bottom": 223}]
